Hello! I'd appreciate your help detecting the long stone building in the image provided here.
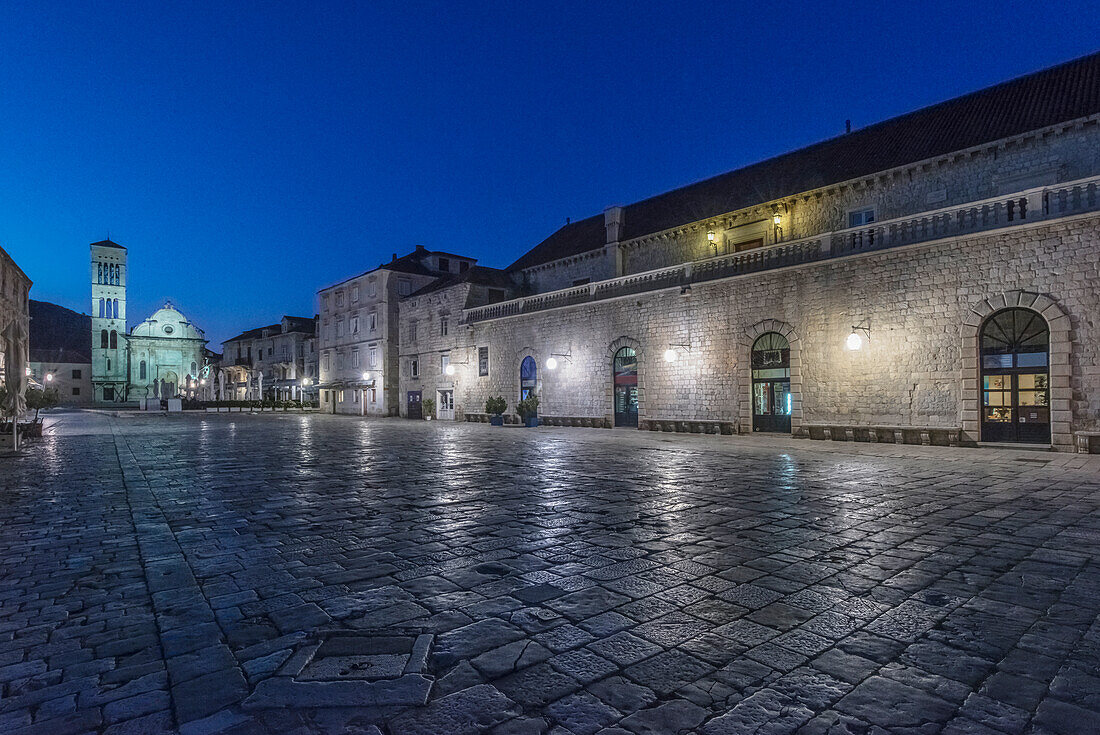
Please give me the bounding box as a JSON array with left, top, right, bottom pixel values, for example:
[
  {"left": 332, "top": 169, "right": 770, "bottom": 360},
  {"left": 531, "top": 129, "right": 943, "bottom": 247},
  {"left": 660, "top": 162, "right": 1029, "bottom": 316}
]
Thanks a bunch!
[
  {"left": 0, "top": 244, "right": 32, "bottom": 405},
  {"left": 389, "top": 52, "right": 1100, "bottom": 451}
]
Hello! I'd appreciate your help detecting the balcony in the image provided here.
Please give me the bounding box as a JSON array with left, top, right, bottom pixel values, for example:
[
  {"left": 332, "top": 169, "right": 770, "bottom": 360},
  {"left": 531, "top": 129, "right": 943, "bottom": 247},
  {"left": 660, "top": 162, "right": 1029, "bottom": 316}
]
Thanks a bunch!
[{"left": 464, "top": 176, "right": 1100, "bottom": 324}]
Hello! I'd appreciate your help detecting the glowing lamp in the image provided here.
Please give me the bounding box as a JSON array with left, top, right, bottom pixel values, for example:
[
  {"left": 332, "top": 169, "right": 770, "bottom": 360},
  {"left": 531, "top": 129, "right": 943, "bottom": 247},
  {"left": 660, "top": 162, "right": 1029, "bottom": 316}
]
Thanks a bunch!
[
  {"left": 362, "top": 372, "right": 371, "bottom": 381},
  {"left": 444, "top": 364, "right": 455, "bottom": 376},
  {"left": 545, "top": 357, "right": 558, "bottom": 370},
  {"left": 663, "top": 349, "right": 677, "bottom": 363},
  {"left": 773, "top": 213, "right": 782, "bottom": 225},
  {"left": 45, "top": 373, "right": 54, "bottom": 382},
  {"left": 706, "top": 231, "right": 715, "bottom": 241},
  {"left": 846, "top": 332, "right": 863, "bottom": 351}
]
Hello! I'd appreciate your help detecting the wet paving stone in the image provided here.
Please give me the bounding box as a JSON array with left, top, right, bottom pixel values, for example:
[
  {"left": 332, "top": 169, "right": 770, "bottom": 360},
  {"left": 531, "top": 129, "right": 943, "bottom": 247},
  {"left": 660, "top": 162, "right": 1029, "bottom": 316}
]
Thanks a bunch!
[{"left": 2, "top": 411, "right": 1100, "bottom": 733}]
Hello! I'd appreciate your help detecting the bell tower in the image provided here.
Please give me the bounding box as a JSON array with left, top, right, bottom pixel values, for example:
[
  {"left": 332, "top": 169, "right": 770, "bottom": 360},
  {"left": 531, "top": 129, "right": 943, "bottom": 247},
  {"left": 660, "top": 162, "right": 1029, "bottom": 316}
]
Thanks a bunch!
[{"left": 90, "top": 240, "right": 128, "bottom": 402}]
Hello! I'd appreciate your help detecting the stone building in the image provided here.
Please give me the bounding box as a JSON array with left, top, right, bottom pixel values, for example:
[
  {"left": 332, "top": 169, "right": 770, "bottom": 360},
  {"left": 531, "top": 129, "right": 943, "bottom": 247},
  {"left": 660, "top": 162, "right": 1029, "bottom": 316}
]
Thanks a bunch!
[
  {"left": 317, "top": 246, "right": 476, "bottom": 415},
  {"left": 397, "top": 266, "right": 513, "bottom": 419},
  {"left": 89, "top": 239, "right": 211, "bottom": 403},
  {"left": 399, "top": 51, "right": 1100, "bottom": 451},
  {"left": 220, "top": 316, "right": 317, "bottom": 401},
  {"left": 29, "top": 349, "right": 92, "bottom": 404},
  {"left": 0, "top": 244, "right": 32, "bottom": 402}
]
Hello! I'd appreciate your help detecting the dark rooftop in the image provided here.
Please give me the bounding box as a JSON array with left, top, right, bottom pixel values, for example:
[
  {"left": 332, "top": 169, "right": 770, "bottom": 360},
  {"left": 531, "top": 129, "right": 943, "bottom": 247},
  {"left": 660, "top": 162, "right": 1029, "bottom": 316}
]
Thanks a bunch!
[
  {"left": 509, "top": 50, "right": 1100, "bottom": 271},
  {"left": 90, "top": 239, "right": 126, "bottom": 250},
  {"left": 407, "top": 265, "right": 513, "bottom": 298}
]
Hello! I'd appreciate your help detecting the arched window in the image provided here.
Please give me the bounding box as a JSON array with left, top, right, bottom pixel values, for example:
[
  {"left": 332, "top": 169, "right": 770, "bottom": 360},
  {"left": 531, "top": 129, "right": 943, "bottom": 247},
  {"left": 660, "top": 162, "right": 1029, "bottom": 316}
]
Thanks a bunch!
[
  {"left": 139, "top": 360, "right": 147, "bottom": 380},
  {"left": 113, "top": 265, "right": 119, "bottom": 285},
  {"left": 113, "top": 299, "right": 119, "bottom": 319},
  {"left": 190, "top": 361, "right": 198, "bottom": 376},
  {"left": 99, "top": 298, "right": 105, "bottom": 318},
  {"left": 109, "top": 330, "right": 117, "bottom": 350},
  {"left": 981, "top": 308, "right": 1049, "bottom": 444},
  {"left": 97, "top": 263, "right": 102, "bottom": 284},
  {"left": 519, "top": 356, "right": 537, "bottom": 403},
  {"left": 612, "top": 347, "right": 638, "bottom": 427},
  {"left": 751, "top": 333, "right": 791, "bottom": 433},
  {"left": 100, "top": 329, "right": 108, "bottom": 349}
]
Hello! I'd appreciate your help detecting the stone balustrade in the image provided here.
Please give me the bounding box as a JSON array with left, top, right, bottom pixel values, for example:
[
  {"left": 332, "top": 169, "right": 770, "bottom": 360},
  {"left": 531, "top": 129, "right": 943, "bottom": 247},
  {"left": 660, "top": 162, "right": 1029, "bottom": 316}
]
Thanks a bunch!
[{"left": 464, "top": 175, "right": 1100, "bottom": 324}]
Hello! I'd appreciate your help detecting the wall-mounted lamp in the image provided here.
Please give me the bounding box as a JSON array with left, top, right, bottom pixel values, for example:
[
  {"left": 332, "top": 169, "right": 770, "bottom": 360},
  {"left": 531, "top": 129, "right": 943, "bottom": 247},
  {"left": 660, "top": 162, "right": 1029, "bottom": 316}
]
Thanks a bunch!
[
  {"left": 546, "top": 352, "right": 572, "bottom": 370},
  {"left": 707, "top": 230, "right": 715, "bottom": 241},
  {"left": 664, "top": 343, "right": 691, "bottom": 362},
  {"left": 772, "top": 212, "right": 782, "bottom": 226},
  {"left": 45, "top": 372, "right": 54, "bottom": 383},
  {"left": 361, "top": 371, "right": 372, "bottom": 381},
  {"left": 444, "top": 364, "right": 455, "bottom": 376},
  {"left": 847, "top": 320, "right": 871, "bottom": 350}
]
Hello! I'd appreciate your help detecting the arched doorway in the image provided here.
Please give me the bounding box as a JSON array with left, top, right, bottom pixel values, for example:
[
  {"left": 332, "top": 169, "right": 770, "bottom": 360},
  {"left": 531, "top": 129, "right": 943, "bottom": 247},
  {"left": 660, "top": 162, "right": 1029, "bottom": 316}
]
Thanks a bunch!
[
  {"left": 751, "top": 332, "right": 791, "bottom": 433},
  {"left": 162, "top": 371, "right": 178, "bottom": 399},
  {"left": 612, "top": 347, "right": 638, "bottom": 427},
  {"left": 519, "top": 356, "right": 537, "bottom": 416},
  {"left": 980, "top": 308, "right": 1050, "bottom": 443}
]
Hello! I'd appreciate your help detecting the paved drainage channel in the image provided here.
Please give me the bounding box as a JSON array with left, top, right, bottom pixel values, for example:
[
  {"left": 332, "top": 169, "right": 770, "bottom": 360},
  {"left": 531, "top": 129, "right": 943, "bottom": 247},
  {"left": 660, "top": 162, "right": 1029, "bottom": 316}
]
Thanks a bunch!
[{"left": 244, "top": 631, "right": 434, "bottom": 708}]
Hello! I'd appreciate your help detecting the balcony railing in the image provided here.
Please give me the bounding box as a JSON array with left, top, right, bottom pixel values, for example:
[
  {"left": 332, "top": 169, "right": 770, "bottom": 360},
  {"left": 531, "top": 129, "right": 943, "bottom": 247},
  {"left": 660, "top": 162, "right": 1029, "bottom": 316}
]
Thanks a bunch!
[{"left": 464, "top": 175, "right": 1100, "bottom": 324}]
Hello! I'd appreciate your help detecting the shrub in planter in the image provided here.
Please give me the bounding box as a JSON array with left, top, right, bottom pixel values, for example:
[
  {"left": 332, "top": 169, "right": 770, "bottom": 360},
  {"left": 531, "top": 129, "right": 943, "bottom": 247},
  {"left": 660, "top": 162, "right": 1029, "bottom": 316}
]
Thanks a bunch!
[
  {"left": 422, "top": 397, "right": 436, "bottom": 420},
  {"left": 485, "top": 396, "right": 507, "bottom": 426},
  {"left": 516, "top": 393, "right": 539, "bottom": 427}
]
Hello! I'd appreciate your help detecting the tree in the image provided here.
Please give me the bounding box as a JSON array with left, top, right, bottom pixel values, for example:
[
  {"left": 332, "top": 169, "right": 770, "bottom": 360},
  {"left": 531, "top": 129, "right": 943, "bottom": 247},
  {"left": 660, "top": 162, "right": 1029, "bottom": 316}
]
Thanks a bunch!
[{"left": 25, "top": 388, "right": 59, "bottom": 422}]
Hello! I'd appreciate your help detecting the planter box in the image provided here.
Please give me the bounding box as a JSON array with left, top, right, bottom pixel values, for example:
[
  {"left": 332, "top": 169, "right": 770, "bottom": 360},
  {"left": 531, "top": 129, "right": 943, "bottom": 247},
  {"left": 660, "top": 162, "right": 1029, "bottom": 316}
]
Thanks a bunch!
[
  {"left": 490, "top": 415, "right": 504, "bottom": 426},
  {"left": 524, "top": 416, "right": 539, "bottom": 428}
]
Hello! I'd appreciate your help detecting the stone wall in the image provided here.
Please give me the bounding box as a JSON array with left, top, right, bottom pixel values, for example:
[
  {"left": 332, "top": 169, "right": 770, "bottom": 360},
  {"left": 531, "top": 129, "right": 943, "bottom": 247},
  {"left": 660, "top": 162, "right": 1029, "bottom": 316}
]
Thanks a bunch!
[
  {"left": 614, "top": 119, "right": 1100, "bottom": 278},
  {"left": 443, "top": 214, "right": 1100, "bottom": 450}
]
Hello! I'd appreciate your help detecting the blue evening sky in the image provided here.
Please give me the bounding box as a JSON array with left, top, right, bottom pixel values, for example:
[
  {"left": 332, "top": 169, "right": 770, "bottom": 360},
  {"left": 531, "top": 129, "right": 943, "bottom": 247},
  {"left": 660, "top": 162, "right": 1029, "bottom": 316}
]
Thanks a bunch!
[{"left": 2, "top": 2, "right": 1097, "bottom": 345}]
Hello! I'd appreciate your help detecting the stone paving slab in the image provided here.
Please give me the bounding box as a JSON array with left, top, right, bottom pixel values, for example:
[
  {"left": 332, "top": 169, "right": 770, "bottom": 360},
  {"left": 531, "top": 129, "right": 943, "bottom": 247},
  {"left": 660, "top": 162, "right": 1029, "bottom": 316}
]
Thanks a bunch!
[{"left": 1, "top": 409, "right": 1099, "bottom": 733}]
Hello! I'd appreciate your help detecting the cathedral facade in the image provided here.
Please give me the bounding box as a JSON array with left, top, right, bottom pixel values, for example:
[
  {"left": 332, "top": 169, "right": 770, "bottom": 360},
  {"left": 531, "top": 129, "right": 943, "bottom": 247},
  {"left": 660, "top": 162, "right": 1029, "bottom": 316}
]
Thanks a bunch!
[{"left": 90, "top": 240, "right": 209, "bottom": 403}]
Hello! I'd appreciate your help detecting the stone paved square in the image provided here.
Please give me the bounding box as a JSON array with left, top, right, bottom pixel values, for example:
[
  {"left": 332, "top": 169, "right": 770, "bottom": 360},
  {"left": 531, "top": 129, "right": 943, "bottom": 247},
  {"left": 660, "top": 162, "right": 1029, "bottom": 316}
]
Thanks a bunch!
[{"left": 2, "top": 410, "right": 1100, "bottom": 734}]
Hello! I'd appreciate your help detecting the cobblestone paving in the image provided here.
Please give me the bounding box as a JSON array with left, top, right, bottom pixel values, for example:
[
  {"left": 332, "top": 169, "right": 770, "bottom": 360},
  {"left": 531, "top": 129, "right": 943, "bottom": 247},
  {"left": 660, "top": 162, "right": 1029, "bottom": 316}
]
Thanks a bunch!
[{"left": 2, "top": 410, "right": 1100, "bottom": 734}]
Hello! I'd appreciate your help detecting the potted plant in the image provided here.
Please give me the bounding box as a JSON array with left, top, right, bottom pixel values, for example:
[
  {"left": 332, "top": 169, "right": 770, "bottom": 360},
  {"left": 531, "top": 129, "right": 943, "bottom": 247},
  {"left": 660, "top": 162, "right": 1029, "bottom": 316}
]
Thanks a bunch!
[
  {"left": 517, "top": 393, "right": 539, "bottom": 427},
  {"left": 422, "top": 397, "right": 436, "bottom": 420},
  {"left": 485, "top": 396, "right": 507, "bottom": 426}
]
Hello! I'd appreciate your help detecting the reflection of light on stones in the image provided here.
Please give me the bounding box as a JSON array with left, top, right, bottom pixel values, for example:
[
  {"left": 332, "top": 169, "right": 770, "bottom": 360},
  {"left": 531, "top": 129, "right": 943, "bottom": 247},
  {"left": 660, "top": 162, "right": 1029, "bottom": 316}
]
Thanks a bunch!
[{"left": 294, "top": 416, "right": 315, "bottom": 471}]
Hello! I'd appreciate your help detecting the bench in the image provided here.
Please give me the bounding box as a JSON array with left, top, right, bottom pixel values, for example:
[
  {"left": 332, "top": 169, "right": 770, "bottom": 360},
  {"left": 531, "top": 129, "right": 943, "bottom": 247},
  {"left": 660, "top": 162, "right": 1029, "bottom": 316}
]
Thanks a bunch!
[
  {"left": 638, "top": 419, "right": 736, "bottom": 435},
  {"left": 800, "top": 424, "right": 962, "bottom": 447},
  {"left": 1074, "top": 431, "right": 1100, "bottom": 454}
]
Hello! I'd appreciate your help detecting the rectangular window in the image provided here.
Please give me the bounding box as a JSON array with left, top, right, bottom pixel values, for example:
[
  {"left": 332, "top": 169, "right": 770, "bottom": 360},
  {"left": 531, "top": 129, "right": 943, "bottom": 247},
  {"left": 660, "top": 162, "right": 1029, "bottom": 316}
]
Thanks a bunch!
[
  {"left": 441, "top": 354, "right": 449, "bottom": 374},
  {"left": 368, "top": 280, "right": 377, "bottom": 297},
  {"left": 409, "top": 322, "right": 417, "bottom": 344},
  {"left": 369, "top": 312, "right": 377, "bottom": 331},
  {"left": 322, "top": 353, "right": 330, "bottom": 372},
  {"left": 369, "top": 347, "right": 378, "bottom": 367},
  {"left": 351, "top": 316, "right": 360, "bottom": 334},
  {"left": 410, "top": 358, "right": 419, "bottom": 378},
  {"left": 352, "top": 349, "right": 360, "bottom": 367},
  {"left": 353, "top": 390, "right": 359, "bottom": 403},
  {"left": 848, "top": 208, "right": 875, "bottom": 227},
  {"left": 439, "top": 257, "right": 450, "bottom": 272},
  {"left": 323, "top": 294, "right": 330, "bottom": 312},
  {"left": 478, "top": 346, "right": 489, "bottom": 377},
  {"left": 338, "top": 390, "right": 345, "bottom": 403},
  {"left": 459, "top": 261, "right": 469, "bottom": 272},
  {"left": 440, "top": 316, "right": 449, "bottom": 336},
  {"left": 336, "top": 291, "right": 344, "bottom": 306},
  {"left": 352, "top": 285, "right": 359, "bottom": 302},
  {"left": 398, "top": 279, "right": 411, "bottom": 296},
  {"left": 72, "top": 369, "right": 81, "bottom": 379},
  {"left": 336, "top": 320, "right": 344, "bottom": 337},
  {"left": 369, "top": 388, "right": 377, "bottom": 403},
  {"left": 72, "top": 387, "right": 80, "bottom": 396}
]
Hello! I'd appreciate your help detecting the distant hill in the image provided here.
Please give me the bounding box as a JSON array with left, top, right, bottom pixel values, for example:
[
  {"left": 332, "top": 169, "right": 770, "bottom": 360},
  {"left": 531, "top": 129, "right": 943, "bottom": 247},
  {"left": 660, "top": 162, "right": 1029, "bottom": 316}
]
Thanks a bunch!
[{"left": 30, "top": 300, "right": 91, "bottom": 363}]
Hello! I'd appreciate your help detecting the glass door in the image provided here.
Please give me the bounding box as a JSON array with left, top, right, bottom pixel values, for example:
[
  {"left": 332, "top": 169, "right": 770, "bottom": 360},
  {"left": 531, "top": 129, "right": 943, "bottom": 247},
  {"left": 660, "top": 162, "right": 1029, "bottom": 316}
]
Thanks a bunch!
[
  {"left": 981, "top": 309, "right": 1049, "bottom": 444},
  {"left": 751, "top": 333, "right": 791, "bottom": 433},
  {"left": 438, "top": 390, "right": 454, "bottom": 420},
  {"left": 613, "top": 347, "right": 638, "bottom": 427}
]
